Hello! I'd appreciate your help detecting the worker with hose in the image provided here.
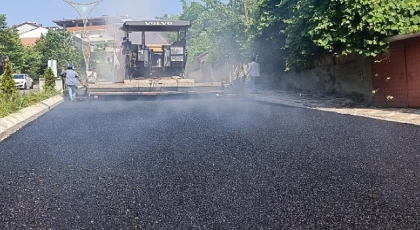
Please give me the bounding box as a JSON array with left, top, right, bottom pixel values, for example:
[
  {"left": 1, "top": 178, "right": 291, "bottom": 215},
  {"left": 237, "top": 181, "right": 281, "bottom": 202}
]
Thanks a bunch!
[{"left": 60, "top": 64, "right": 85, "bottom": 102}]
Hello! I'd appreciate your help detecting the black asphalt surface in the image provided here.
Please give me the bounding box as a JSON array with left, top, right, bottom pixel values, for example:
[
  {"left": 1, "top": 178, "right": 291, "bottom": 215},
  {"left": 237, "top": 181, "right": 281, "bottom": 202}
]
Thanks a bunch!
[{"left": 1, "top": 97, "right": 420, "bottom": 229}]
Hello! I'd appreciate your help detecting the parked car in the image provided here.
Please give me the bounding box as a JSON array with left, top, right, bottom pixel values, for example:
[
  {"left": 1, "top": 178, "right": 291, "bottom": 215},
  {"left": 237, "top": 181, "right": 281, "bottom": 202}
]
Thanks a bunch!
[{"left": 13, "top": 74, "right": 34, "bottom": 90}]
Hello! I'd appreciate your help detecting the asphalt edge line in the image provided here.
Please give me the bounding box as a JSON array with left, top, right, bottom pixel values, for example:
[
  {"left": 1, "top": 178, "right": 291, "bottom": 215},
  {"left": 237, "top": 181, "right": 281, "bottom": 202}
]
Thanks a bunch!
[
  {"left": 245, "top": 95, "right": 420, "bottom": 126},
  {"left": 0, "top": 95, "right": 64, "bottom": 142},
  {"left": 243, "top": 95, "right": 310, "bottom": 109}
]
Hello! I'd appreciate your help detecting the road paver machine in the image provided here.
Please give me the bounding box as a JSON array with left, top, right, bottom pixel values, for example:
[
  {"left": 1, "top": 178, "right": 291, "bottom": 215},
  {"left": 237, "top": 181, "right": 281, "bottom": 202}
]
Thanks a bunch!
[{"left": 87, "top": 20, "right": 224, "bottom": 97}]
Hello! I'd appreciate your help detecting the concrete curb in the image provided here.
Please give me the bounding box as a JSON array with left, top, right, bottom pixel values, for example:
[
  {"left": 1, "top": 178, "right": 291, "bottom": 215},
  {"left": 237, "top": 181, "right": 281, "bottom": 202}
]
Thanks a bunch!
[
  {"left": 243, "top": 94, "right": 309, "bottom": 109},
  {"left": 244, "top": 94, "right": 420, "bottom": 126},
  {"left": 0, "top": 95, "right": 64, "bottom": 142}
]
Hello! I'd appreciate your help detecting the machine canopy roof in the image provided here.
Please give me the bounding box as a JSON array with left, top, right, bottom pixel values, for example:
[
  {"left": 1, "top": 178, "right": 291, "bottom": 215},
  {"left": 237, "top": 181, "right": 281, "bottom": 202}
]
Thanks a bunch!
[{"left": 121, "top": 20, "right": 191, "bottom": 32}]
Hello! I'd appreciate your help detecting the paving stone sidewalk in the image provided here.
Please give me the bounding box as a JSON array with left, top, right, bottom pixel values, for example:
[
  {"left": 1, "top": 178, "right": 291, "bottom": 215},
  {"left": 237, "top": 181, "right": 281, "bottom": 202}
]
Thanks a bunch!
[{"left": 243, "top": 90, "right": 420, "bottom": 126}]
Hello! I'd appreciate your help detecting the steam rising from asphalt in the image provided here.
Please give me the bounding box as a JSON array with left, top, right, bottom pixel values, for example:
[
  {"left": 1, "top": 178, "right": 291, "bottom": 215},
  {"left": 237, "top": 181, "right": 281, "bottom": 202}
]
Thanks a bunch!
[
  {"left": 84, "top": 0, "right": 173, "bottom": 80},
  {"left": 73, "top": 0, "right": 247, "bottom": 108}
]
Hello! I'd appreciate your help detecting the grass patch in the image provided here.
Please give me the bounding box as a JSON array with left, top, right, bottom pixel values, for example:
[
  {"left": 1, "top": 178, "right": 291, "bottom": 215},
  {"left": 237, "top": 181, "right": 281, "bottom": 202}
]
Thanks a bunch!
[{"left": 0, "top": 90, "right": 59, "bottom": 118}]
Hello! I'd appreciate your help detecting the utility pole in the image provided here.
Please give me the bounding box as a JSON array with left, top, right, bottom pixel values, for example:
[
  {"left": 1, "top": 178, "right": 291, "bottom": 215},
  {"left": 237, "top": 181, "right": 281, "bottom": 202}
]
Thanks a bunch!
[{"left": 63, "top": 0, "right": 103, "bottom": 74}]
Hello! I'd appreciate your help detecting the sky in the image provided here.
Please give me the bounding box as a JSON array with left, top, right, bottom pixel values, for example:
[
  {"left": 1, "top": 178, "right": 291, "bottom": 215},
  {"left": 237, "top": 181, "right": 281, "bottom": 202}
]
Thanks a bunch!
[{"left": 1, "top": 0, "right": 187, "bottom": 27}]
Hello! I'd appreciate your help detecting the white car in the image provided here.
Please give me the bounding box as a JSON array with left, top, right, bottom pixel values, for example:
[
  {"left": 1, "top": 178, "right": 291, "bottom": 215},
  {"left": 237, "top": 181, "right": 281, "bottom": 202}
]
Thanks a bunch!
[{"left": 13, "top": 74, "right": 34, "bottom": 90}]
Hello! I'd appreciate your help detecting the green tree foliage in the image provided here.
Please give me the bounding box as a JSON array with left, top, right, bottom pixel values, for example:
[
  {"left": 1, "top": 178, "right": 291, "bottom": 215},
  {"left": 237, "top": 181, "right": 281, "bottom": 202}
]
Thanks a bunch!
[
  {"left": 155, "top": 14, "right": 180, "bottom": 43},
  {"left": 0, "top": 14, "right": 6, "bottom": 29},
  {"left": 171, "top": 0, "right": 420, "bottom": 72},
  {"left": 34, "top": 30, "right": 84, "bottom": 74},
  {"left": 309, "top": 0, "right": 420, "bottom": 56},
  {"left": 0, "top": 15, "right": 84, "bottom": 79},
  {"left": 0, "top": 15, "right": 25, "bottom": 72},
  {"left": 43, "top": 67, "right": 56, "bottom": 92},
  {"left": 22, "top": 46, "right": 42, "bottom": 79},
  {"left": 0, "top": 60, "right": 17, "bottom": 97},
  {"left": 177, "top": 0, "right": 253, "bottom": 66},
  {"left": 89, "top": 44, "right": 107, "bottom": 70},
  {"left": 177, "top": 0, "right": 210, "bottom": 62},
  {"left": 251, "top": 0, "right": 420, "bottom": 70}
]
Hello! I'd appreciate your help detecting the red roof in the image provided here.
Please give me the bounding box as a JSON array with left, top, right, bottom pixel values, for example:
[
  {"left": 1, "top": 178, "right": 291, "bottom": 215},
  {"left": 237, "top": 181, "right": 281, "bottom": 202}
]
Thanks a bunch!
[{"left": 21, "top": 37, "right": 39, "bottom": 47}]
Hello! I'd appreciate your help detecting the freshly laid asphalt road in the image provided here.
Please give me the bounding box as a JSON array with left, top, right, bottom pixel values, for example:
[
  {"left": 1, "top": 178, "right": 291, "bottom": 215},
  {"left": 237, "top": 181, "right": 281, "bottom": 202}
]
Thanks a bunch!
[{"left": 1, "top": 97, "right": 420, "bottom": 229}]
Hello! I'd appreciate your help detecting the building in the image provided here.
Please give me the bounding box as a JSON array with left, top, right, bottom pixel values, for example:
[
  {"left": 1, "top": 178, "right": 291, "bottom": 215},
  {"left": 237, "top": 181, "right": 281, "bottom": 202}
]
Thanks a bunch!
[
  {"left": 371, "top": 32, "right": 420, "bottom": 107},
  {"left": 52, "top": 15, "right": 135, "bottom": 78},
  {"left": 15, "top": 22, "right": 49, "bottom": 47},
  {"left": 52, "top": 15, "right": 131, "bottom": 46},
  {"left": 53, "top": 15, "right": 132, "bottom": 64}
]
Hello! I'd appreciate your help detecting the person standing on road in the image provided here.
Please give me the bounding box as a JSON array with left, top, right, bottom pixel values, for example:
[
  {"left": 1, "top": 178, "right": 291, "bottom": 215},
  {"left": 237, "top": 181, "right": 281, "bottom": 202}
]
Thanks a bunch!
[
  {"left": 60, "top": 64, "right": 84, "bottom": 102},
  {"left": 88, "top": 68, "right": 98, "bottom": 83},
  {"left": 246, "top": 56, "right": 260, "bottom": 94}
]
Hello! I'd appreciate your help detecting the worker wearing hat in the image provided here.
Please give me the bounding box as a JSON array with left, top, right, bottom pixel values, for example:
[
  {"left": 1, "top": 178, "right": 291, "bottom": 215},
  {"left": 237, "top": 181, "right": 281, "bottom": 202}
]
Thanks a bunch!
[{"left": 60, "top": 64, "right": 85, "bottom": 102}]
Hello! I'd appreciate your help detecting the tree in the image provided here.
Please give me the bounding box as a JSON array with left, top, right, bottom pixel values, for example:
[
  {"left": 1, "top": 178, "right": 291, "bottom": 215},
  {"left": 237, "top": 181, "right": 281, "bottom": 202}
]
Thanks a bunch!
[
  {"left": 21, "top": 46, "right": 42, "bottom": 80},
  {"left": 0, "top": 14, "right": 25, "bottom": 72},
  {"left": 250, "top": 0, "right": 420, "bottom": 70},
  {"left": 43, "top": 67, "right": 56, "bottom": 92},
  {"left": 0, "top": 14, "right": 6, "bottom": 29},
  {"left": 176, "top": 0, "right": 252, "bottom": 66},
  {"left": 308, "top": 0, "right": 420, "bottom": 56},
  {"left": 0, "top": 15, "right": 83, "bottom": 79},
  {"left": 34, "top": 30, "right": 84, "bottom": 75},
  {"left": 0, "top": 60, "right": 17, "bottom": 98},
  {"left": 177, "top": 0, "right": 210, "bottom": 62},
  {"left": 155, "top": 14, "right": 180, "bottom": 43},
  {"left": 89, "top": 44, "right": 107, "bottom": 70},
  {"left": 170, "top": 0, "right": 420, "bottom": 73}
]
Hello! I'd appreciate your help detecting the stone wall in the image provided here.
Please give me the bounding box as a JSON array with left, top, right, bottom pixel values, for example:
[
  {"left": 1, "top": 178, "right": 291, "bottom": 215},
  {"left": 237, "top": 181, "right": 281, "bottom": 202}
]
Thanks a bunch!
[
  {"left": 186, "top": 52, "right": 373, "bottom": 102},
  {"left": 263, "top": 55, "right": 373, "bottom": 100},
  {"left": 186, "top": 62, "right": 232, "bottom": 83}
]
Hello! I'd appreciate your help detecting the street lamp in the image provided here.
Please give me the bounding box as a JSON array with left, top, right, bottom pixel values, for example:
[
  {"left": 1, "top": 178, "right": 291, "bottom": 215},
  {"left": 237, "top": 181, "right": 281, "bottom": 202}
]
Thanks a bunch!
[{"left": 63, "top": 0, "right": 103, "bottom": 74}]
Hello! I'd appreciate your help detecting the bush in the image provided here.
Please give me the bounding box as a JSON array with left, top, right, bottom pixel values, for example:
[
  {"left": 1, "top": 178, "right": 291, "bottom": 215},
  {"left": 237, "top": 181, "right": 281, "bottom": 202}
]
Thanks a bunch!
[
  {"left": 43, "top": 67, "right": 56, "bottom": 92},
  {"left": 0, "top": 90, "right": 58, "bottom": 118},
  {"left": 0, "top": 60, "right": 17, "bottom": 98},
  {"left": 0, "top": 60, "right": 59, "bottom": 118}
]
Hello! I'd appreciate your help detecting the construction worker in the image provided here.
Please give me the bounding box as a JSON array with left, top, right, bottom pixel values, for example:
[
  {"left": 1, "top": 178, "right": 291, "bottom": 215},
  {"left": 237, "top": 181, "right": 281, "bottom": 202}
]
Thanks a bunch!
[
  {"left": 246, "top": 56, "right": 260, "bottom": 94},
  {"left": 88, "top": 68, "right": 98, "bottom": 83},
  {"left": 60, "top": 64, "right": 84, "bottom": 102}
]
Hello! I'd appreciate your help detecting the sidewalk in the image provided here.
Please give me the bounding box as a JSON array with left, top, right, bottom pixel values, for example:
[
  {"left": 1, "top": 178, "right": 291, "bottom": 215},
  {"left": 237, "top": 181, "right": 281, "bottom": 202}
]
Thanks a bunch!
[{"left": 242, "top": 90, "right": 420, "bottom": 126}]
